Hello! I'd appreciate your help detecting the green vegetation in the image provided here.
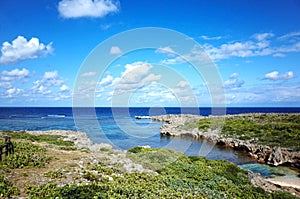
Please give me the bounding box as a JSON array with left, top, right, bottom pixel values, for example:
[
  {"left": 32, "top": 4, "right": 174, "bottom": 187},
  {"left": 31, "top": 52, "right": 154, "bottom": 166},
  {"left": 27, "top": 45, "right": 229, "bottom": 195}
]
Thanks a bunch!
[
  {"left": 44, "top": 169, "right": 65, "bottom": 179},
  {"left": 26, "top": 147, "right": 298, "bottom": 199},
  {"left": 198, "top": 114, "right": 300, "bottom": 150},
  {"left": 176, "top": 118, "right": 199, "bottom": 131},
  {"left": 1, "top": 130, "right": 76, "bottom": 150},
  {"left": 0, "top": 141, "right": 51, "bottom": 171},
  {"left": 0, "top": 174, "right": 19, "bottom": 197},
  {"left": 0, "top": 141, "right": 50, "bottom": 197},
  {"left": 0, "top": 130, "right": 298, "bottom": 198}
]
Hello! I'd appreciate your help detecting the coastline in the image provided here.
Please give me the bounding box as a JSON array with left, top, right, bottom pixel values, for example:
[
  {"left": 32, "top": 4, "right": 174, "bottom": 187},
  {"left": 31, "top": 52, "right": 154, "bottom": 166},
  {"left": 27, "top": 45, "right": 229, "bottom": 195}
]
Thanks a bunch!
[
  {"left": 138, "top": 113, "right": 300, "bottom": 193},
  {"left": 1, "top": 129, "right": 299, "bottom": 197},
  {"left": 147, "top": 113, "right": 300, "bottom": 169}
]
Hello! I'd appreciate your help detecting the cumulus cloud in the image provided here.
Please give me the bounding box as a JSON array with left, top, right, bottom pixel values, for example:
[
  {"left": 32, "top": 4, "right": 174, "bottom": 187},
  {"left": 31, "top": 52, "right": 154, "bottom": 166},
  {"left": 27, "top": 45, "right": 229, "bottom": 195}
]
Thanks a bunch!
[
  {"left": 60, "top": 84, "right": 70, "bottom": 92},
  {"left": 199, "top": 31, "right": 300, "bottom": 61},
  {"left": 110, "top": 46, "right": 122, "bottom": 55},
  {"left": 58, "top": 0, "right": 119, "bottom": 18},
  {"left": 264, "top": 71, "right": 294, "bottom": 81},
  {"left": 229, "top": 73, "right": 239, "bottom": 79},
  {"left": 1, "top": 68, "right": 29, "bottom": 81},
  {"left": 98, "top": 74, "right": 113, "bottom": 87},
  {"left": 0, "top": 36, "right": 53, "bottom": 64},
  {"left": 6, "top": 87, "right": 23, "bottom": 98},
  {"left": 95, "top": 62, "right": 162, "bottom": 101},
  {"left": 32, "top": 70, "right": 64, "bottom": 94},
  {"left": 202, "top": 39, "right": 272, "bottom": 60},
  {"left": 114, "top": 62, "right": 161, "bottom": 94},
  {"left": 223, "top": 73, "right": 245, "bottom": 89},
  {"left": 43, "top": 71, "right": 58, "bottom": 79}
]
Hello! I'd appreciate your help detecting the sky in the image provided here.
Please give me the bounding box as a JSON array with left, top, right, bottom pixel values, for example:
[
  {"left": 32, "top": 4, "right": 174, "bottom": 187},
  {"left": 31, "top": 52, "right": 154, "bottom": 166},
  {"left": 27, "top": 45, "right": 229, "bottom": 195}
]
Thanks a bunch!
[{"left": 0, "top": 0, "right": 300, "bottom": 107}]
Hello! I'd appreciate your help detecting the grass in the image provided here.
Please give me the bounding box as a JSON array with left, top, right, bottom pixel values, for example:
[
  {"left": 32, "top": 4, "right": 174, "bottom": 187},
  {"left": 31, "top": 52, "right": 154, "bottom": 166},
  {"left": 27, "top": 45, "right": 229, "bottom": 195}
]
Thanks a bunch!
[{"left": 198, "top": 113, "right": 300, "bottom": 150}]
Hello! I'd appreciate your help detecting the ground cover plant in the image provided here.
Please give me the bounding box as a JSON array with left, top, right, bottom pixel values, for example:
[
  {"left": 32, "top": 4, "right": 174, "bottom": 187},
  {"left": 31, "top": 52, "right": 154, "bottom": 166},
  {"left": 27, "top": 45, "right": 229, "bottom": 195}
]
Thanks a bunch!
[
  {"left": 198, "top": 114, "right": 300, "bottom": 150},
  {"left": 0, "top": 131, "right": 298, "bottom": 198},
  {"left": 27, "top": 147, "right": 298, "bottom": 199},
  {"left": 1, "top": 130, "right": 76, "bottom": 150}
]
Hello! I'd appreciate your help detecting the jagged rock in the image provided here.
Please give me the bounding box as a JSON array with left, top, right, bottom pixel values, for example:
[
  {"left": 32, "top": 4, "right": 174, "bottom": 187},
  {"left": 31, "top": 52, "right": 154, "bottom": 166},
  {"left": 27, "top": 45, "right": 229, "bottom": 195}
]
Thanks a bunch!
[{"left": 267, "top": 147, "right": 283, "bottom": 166}]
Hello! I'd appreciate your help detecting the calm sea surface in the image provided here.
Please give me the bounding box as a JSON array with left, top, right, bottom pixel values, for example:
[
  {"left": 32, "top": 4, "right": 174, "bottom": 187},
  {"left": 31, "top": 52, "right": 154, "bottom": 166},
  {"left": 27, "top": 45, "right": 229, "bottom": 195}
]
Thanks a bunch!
[{"left": 1, "top": 107, "right": 300, "bottom": 168}]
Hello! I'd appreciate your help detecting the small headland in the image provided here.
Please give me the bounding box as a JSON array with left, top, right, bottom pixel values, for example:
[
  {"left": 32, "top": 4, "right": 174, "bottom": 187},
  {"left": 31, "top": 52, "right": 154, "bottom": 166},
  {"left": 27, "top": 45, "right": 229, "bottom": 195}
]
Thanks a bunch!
[{"left": 144, "top": 113, "right": 300, "bottom": 169}]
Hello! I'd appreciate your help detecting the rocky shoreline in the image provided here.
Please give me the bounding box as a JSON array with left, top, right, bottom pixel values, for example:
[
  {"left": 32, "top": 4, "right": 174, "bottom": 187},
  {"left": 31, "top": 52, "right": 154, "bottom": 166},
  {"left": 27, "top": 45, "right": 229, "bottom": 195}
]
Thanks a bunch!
[
  {"left": 5, "top": 128, "right": 299, "bottom": 197},
  {"left": 146, "top": 114, "right": 300, "bottom": 169}
]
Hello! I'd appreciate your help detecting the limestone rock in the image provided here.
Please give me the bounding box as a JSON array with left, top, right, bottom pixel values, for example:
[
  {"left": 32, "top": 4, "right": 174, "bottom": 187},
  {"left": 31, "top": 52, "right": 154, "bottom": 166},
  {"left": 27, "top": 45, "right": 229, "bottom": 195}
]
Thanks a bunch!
[{"left": 267, "top": 147, "right": 283, "bottom": 166}]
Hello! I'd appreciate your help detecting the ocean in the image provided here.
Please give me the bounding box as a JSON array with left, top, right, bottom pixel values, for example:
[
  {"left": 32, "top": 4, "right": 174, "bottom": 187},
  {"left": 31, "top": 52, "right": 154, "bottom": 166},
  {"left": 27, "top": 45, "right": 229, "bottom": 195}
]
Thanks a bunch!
[{"left": 1, "top": 107, "right": 300, "bottom": 166}]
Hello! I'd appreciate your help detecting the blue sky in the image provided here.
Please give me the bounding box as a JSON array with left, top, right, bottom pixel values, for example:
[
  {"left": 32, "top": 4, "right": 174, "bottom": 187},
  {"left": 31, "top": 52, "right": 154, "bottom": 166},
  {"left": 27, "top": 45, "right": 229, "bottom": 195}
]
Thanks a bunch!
[{"left": 0, "top": 0, "right": 300, "bottom": 107}]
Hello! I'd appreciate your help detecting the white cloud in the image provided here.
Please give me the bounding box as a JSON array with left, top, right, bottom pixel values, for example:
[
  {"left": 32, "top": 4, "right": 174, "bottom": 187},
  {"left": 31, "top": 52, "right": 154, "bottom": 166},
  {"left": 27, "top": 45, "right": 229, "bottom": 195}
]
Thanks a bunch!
[
  {"left": 0, "top": 36, "right": 53, "bottom": 64},
  {"left": 229, "top": 72, "right": 239, "bottom": 79},
  {"left": 202, "top": 39, "right": 272, "bottom": 60},
  {"left": 114, "top": 62, "right": 161, "bottom": 94},
  {"left": 155, "top": 46, "right": 176, "bottom": 56},
  {"left": 31, "top": 71, "right": 65, "bottom": 95},
  {"left": 94, "top": 62, "right": 162, "bottom": 103},
  {"left": 81, "top": 71, "right": 97, "bottom": 77},
  {"left": 198, "top": 31, "right": 300, "bottom": 61},
  {"left": 264, "top": 71, "right": 294, "bottom": 81},
  {"left": 130, "top": 84, "right": 178, "bottom": 106},
  {"left": 224, "top": 81, "right": 300, "bottom": 105},
  {"left": 0, "top": 82, "right": 12, "bottom": 89},
  {"left": 200, "top": 35, "right": 223, "bottom": 40},
  {"left": 278, "top": 31, "right": 300, "bottom": 41},
  {"left": 223, "top": 73, "right": 245, "bottom": 89},
  {"left": 110, "top": 46, "right": 122, "bottom": 55},
  {"left": 54, "top": 94, "right": 71, "bottom": 101},
  {"left": 43, "top": 71, "right": 58, "bottom": 79},
  {"left": 1, "top": 68, "right": 29, "bottom": 81},
  {"left": 58, "top": 0, "right": 119, "bottom": 18},
  {"left": 252, "top": 33, "right": 274, "bottom": 41},
  {"left": 276, "top": 41, "right": 300, "bottom": 53},
  {"left": 176, "top": 80, "right": 189, "bottom": 88},
  {"left": 161, "top": 56, "right": 185, "bottom": 65},
  {"left": 36, "top": 85, "right": 52, "bottom": 95},
  {"left": 272, "top": 53, "right": 285, "bottom": 58},
  {"left": 98, "top": 74, "right": 113, "bottom": 87},
  {"left": 60, "top": 84, "right": 70, "bottom": 92},
  {"left": 6, "top": 87, "right": 23, "bottom": 98}
]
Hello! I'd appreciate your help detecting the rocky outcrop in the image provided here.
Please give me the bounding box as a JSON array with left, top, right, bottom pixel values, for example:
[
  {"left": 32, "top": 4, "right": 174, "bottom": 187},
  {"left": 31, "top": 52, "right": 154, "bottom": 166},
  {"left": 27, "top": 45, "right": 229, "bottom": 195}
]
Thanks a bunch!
[
  {"left": 26, "top": 130, "right": 112, "bottom": 152},
  {"left": 142, "top": 114, "right": 300, "bottom": 169},
  {"left": 267, "top": 147, "right": 283, "bottom": 166},
  {"left": 248, "top": 171, "right": 300, "bottom": 197}
]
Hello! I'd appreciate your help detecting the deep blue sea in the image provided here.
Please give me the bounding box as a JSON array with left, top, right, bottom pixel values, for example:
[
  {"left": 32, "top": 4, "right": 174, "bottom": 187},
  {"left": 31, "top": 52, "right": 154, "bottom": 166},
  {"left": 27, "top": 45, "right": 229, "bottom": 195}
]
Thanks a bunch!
[{"left": 1, "top": 107, "right": 300, "bottom": 167}]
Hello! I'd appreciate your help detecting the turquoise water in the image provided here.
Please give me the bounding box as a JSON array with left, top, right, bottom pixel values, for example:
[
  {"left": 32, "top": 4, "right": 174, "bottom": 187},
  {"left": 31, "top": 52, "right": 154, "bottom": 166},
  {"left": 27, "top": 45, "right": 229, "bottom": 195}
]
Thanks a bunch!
[{"left": 239, "top": 163, "right": 300, "bottom": 180}]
